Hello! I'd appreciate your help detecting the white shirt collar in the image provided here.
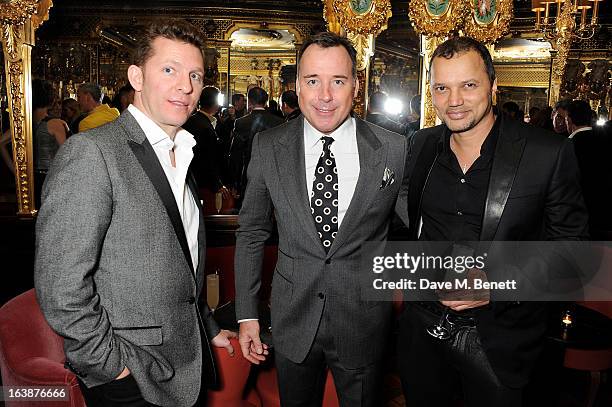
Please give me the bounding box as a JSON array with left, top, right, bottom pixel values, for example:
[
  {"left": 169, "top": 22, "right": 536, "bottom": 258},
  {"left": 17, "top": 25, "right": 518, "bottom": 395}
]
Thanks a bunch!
[
  {"left": 128, "top": 104, "right": 196, "bottom": 151},
  {"left": 304, "top": 116, "right": 355, "bottom": 150},
  {"left": 202, "top": 110, "right": 217, "bottom": 129},
  {"left": 568, "top": 126, "right": 592, "bottom": 139}
]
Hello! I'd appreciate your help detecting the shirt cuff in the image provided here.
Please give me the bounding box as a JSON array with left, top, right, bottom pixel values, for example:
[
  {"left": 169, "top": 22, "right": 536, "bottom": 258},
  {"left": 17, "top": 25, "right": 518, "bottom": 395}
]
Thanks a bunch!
[{"left": 237, "top": 318, "right": 258, "bottom": 323}]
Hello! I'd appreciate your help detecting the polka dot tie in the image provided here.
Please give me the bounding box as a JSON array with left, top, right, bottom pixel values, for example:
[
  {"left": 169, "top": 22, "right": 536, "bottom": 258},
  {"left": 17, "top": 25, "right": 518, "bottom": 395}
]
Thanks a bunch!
[{"left": 311, "top": 136, "right": 338, "bottom": 252}]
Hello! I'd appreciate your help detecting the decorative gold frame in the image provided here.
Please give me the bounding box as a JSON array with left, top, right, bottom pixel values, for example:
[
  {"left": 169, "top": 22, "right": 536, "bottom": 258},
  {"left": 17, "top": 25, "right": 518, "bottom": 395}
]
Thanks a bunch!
[
  {"left": 463, "top": 0, "right": 513, "bottom": 43},
  {"left": 332, "top": 0, "right": 392, "bottom": 36},
  {"left": 408, "top": 0, "right": 468, "bottom": 38},
  {"left": 1, "top": 0, "right": 53, "bottom": 216}
]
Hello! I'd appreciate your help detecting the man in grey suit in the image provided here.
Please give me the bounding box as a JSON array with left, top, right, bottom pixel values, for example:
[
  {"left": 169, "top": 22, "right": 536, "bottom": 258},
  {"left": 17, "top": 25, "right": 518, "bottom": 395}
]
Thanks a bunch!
[
  {"left": 35, "top": 22, "right": 235, "bottom": 407},
  {"left": 235, "top": 32, "right": 409, "bottom": 406}
]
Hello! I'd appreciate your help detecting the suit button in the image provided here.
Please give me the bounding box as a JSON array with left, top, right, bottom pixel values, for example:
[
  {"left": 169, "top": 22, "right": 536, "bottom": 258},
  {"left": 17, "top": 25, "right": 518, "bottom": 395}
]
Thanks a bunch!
[
  {"left": 188, "top": 296, "right": 196, "bottom": 304},
  {"left": 318, "top": 293, "right": 325, "bottom": 299},
  {"left": 325, "top": 259, "right": 331, "bottom": 264}
]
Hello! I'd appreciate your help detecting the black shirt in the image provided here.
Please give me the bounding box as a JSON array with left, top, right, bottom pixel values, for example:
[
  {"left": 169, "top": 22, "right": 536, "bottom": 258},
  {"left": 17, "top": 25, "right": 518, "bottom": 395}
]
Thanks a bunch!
[{"left": 420, "top": 116, "right": 501, "bottom": 242}]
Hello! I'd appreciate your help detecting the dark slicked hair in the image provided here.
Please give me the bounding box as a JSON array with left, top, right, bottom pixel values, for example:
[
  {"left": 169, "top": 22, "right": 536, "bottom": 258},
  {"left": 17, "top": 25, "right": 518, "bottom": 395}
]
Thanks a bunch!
[
  {"left": 32, "top": 79, "right": 56, "bottom": 110},
  {"left": 200, "top": 86, "right": 220, "bottom": 109},
  {"left": 247, "top": 87, "right": 268, "bottom": 107},
  {"left": 280, "top": 90, "right": 298, "bottom": 109},
  {"left": 429, "top": 36, "right": 496, "bottom": 85},
  {"left": 133, "top": 21, "right": 205, "bottom": 67},
  {"left": 298, "top": 31, "right": 357, "bottom": 79},
  {"left": 232, "top": 93, "right": 245, "bottom": 105},
  {"left": 554, "top": 99, "right": 571, "bottom": 111},
  {"left": 567, "top": 100, "right": 593, "bottom": 127}
]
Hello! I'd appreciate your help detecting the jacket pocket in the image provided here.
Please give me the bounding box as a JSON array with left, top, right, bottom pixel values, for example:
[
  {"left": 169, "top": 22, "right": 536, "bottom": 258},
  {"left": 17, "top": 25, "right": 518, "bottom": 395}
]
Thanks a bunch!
[{"left": 114, "top": 326, "right": 163, "bottom": 346}]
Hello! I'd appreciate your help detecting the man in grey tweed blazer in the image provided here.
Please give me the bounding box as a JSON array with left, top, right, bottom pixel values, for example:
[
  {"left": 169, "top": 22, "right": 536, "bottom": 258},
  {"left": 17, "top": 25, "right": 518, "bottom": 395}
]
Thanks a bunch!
[
  {"left": 235, "top": 32, "right": 409, "bottom": 406},
  {"left": 35, "top": 22, "right": 234, "bottom": 407}
]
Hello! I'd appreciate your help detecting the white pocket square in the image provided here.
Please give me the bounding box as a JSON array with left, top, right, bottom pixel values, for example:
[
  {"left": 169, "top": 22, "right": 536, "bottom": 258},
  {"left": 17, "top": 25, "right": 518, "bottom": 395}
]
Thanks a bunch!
[{"left": 380, "top": 167, "right": 395, "bottom": 189}]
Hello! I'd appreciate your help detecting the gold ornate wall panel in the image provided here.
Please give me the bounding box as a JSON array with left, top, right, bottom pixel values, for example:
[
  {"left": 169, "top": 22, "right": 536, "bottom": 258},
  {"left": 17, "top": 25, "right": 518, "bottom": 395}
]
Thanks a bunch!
[
  {"left": 1, "top": 0, "right": 53, "bottom": 216},
  {"left": 495, "top": 64, "right": 552, "bottom": 88},
  {"left": 323, "top": 0, "right": 392, "bottom": 117}
]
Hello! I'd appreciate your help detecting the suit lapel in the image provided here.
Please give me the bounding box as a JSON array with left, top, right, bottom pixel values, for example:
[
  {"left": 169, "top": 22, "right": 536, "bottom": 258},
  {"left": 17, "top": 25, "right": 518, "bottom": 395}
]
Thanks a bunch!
[
  {"left": 122, "top": 112, "right": 196, "bottom": 275},
  {"left": 480, "top": 117, "right": 526, "bottom": 241},
  {"left": 274, "top": 118, "right": 324, "bottom": 252},
  {"left": 328, "top": 119, "right": 384, "bottom": 257}
]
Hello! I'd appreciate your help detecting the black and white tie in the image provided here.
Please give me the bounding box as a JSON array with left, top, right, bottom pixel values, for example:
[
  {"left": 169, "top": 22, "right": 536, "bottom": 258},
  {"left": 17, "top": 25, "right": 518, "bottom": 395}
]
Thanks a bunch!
[{"left": 311, "top": 136, "right": 338, "bottom": 252}]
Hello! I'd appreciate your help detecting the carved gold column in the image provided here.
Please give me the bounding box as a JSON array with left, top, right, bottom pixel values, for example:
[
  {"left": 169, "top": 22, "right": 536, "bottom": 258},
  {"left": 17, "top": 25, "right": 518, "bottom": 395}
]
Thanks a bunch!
[
  {"left": 322, "top": 0, "right": 391, "bottom": 117},
  {"left": 549, "top": 0, "right": 575, "bottom": 106},
  {"left": 420, "top": 35, "right": 444, "bottom": 128},
  {"left": 1, "top": 0, "right": 53, "bottom": 217}
]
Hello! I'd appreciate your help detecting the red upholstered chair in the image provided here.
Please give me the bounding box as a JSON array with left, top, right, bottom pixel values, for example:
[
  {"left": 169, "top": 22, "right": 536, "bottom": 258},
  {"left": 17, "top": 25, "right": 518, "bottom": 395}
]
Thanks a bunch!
[
  {"left": 563, "top": 301, "right": 612, "bottom": 407},
  {"left": 0, "top": 289, "right": 85, "bottom": 407}
]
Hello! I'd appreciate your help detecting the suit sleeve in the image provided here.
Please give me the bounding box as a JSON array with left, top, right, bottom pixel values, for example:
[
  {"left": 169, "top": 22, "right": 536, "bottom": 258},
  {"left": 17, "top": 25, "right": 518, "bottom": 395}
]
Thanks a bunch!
[
  {"left": 544, "top": 139, "right": 589, "bottom": 240},
  {"left": 234, "top": 133, "right": 274, "bottom": 320},
  {"left": 34, "top": 136, "right": 124, "bottom": 386}
]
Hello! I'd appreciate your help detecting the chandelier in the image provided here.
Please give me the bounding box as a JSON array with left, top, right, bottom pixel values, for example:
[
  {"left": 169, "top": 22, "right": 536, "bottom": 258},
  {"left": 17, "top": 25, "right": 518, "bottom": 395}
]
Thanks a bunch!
[{"left": 531, "top": 0, "right": 604, "bottom": 40}]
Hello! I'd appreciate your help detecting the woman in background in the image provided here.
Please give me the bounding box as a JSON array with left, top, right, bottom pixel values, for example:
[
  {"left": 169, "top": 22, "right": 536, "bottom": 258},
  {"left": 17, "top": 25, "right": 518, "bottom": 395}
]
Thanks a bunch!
[{"left": 32, "top": 78, "right": 69, "bottom": 205}]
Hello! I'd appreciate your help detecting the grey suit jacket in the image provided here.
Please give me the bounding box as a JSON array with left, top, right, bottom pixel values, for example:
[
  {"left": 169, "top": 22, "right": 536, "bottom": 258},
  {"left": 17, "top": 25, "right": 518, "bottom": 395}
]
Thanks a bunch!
[
  {"left": 34, "top": 111, "right": 219, "bottom": 407},
  {"left": 235, "top": 116, "right": 409, "bottom": 368}
]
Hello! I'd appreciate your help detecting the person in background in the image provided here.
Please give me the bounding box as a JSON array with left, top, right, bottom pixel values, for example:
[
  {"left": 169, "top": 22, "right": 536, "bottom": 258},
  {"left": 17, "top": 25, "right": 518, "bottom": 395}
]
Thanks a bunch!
[
  {"left": 182, "top": 86, "right": 230, "bottom": 199},
  {"left": 528, "top": 106, "right": 540, "bottom": 123},
  {"left": 530, "top": 105, "right": 554, "bottom": 131},
  {"left": 365, "top": 91, "right": 406, "bottom": 135},
  {"left": 32, "top": 78, "right": 69, "bottom": 205},
  {"left": 405, "top": 94, "right": 421, "bottom": 138},
  {"left": 552, "top": 99, "right": 571, "bottom": 137},
  {"left": 217, "top": 93, "right": 246, "bottom": 161},
  {"left": 501, "top": 101, "right": 521, "bottom": 121},
  {"left": 280, "top": 89, "right": 301, "bottom": 122},
  {"left": 77, "top": 82, "right": 120, "bottom": 132},
  {"left": 267, "top": 99, "right": 284, "bottom": 118},
  {"left": 567, "top": 99, "right": 612, "bottom": 236},
  {"left": 61, "top": 98, "right": 84, "bottom": 135},
  {"left": 228, "top": 86, "right": 283, "bottom": 203},
  {"left": 111, "top": 83, "right": 135, "bottom": 113}
]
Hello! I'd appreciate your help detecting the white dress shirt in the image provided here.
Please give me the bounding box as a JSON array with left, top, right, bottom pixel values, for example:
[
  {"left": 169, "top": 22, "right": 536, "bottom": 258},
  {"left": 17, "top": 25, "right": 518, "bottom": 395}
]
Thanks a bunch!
[
  {"left": 304, "top": 117, "right": 360, "bottom": 228},
  {"left": 128, "top": 105, "right": 200, "bottom": 272},
  {"left": 202, "top": 110, "right": 217, "bottom": 129}
]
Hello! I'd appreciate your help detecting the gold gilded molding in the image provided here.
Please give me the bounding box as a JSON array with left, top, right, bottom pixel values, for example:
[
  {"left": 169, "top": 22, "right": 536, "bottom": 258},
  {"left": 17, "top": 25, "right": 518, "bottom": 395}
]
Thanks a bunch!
[
  {"left": 323, "top": 0, "right": 343, "bottom": 34},
  {"left": 409, "top": 0, "right": 468, "bottom": 38},
  {"left": 354, "top": 68, "right": 367, "bottom": 118},
  {"left": 0, "top": 0, "right": 38, "bottom": 26},
  {"left": 1, "top": 0, "right": 54, "bottom": 216},
  {"left": 32, "top": 0, "right": 53, "bottom": 29},
  {"left": 421, "top": 35, "right": 443, "bottom": 128},
  {"left": 331, "top": 0, "right": 392, "bottom": 36},
  {"left": 549, "top": 0, "right": 574, "bottom": 105},
  {"left": 463, "top": 0, "right": 513, "bottom": 43},
  {"left": 495, "top": 64, "right": 551, "bottom": 88}
]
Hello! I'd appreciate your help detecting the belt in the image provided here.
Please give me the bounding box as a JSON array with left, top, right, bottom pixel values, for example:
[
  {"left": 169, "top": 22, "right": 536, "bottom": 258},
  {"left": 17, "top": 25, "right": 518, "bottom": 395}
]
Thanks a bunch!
[{"left": 415, "top": 302, "right": 476, "bottom": 328}]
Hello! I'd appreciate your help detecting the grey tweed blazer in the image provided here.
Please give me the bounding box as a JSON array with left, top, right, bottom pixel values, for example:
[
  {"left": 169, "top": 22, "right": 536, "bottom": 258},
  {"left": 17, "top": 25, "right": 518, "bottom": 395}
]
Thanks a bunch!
[{"left": 35, "top": 111, "right": 219, "bottom": 407}]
